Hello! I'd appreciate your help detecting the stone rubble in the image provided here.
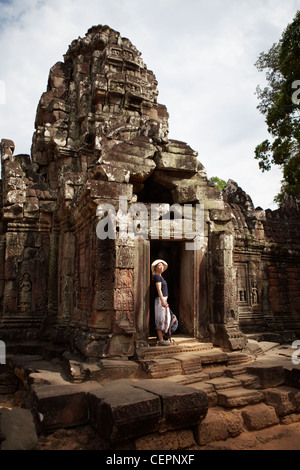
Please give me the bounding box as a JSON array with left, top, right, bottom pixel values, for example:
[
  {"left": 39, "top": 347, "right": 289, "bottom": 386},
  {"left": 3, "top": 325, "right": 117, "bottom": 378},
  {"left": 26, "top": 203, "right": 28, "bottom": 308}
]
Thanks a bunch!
[{"left": 0, "top": 338, "right": 300, "bottom": 450}]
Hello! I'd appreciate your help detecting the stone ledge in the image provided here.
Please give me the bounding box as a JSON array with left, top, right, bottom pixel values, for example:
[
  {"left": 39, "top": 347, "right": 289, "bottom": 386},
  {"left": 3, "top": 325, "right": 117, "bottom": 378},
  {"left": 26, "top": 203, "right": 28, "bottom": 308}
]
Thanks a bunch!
[
  {"left": 32, "top": 382, "right": 100, "bottom": 431},
  {"left": 217, "top": 387, "right": 264, "bottom": 408},
  {"left": 88, "top": 380, "right": 161, "bottom": 442},
  {"left": 133, "top": 379, "right": 208, "bottom": 433}
]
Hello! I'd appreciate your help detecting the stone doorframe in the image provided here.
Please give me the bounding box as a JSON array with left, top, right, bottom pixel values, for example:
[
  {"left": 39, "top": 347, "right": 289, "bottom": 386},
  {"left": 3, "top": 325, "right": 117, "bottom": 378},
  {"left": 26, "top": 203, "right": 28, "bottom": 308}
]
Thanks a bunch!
[{"left": 133, "top": 238, "right": 208, "bottom": 346}]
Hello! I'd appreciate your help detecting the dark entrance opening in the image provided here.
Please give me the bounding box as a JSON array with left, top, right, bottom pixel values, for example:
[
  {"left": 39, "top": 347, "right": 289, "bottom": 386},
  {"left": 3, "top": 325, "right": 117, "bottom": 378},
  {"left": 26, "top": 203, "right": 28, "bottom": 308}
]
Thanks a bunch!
[{"left": 149, "top": 240, "right": 181, "bottom": 338}]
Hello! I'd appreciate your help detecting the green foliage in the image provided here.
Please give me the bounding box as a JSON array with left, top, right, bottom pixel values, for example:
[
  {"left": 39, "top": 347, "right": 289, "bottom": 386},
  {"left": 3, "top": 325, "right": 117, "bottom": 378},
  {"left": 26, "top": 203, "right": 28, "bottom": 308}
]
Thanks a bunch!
[
  {"left": 255, "top": 10, "right": 300, "bottom": 202},
  {"left": 210, "top": 176, "right": 227, "bottom": 192}
]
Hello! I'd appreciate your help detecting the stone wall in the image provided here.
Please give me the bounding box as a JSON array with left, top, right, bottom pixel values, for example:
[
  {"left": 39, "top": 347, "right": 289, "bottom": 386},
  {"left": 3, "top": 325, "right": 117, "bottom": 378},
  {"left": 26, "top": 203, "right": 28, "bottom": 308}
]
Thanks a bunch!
[{"left": 224, "top": 180, "right": 300, "bottom": 336}]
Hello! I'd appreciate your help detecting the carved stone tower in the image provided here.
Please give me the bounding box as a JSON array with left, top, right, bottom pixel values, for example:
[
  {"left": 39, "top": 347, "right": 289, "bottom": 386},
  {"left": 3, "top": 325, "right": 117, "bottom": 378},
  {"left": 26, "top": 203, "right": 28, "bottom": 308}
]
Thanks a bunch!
[{"left": 1, "top": 25, "right": 299, "bottom": 358}]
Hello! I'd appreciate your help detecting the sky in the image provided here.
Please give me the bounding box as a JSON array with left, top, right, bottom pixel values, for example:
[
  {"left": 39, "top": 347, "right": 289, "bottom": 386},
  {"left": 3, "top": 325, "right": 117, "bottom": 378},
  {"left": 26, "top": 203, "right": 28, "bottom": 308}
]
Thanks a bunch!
[{"left": 0, "top": 0, "right": 299, "bottom": 210}]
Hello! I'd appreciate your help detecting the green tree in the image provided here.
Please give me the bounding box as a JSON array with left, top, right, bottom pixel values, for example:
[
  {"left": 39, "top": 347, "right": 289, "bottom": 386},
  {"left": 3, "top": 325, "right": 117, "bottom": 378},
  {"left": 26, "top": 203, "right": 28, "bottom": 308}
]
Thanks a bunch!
[
  {"left": 255, "top": 10, "right": 300, "bottom": 203},
  {"left": 210, "top": 176, "right": 227, "bottom": 192}
]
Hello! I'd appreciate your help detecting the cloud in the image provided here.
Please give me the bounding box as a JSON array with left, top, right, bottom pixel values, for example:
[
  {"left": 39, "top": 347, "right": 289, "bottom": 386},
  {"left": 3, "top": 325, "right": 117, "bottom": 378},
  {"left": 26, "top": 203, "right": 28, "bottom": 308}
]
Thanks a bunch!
[{"left": 0, "top": 0, "right": 299, "bottom": 209}]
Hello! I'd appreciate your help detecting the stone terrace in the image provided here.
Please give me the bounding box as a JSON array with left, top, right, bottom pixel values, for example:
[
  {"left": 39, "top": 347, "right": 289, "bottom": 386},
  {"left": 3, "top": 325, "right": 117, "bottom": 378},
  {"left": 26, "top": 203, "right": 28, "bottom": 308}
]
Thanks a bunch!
[{"left": 1, "top": 337, "right": 300, "bottom": 450}]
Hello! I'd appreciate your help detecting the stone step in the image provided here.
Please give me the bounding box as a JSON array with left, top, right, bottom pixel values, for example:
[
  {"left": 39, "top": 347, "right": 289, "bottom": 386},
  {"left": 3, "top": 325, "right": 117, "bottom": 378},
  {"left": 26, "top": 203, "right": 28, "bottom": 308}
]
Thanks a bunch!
[
  {"left": 138, "top": 347, "right": 229, "bottom": 379},
  {"left": 204, "top": 376, "right": 243, "bottom": 391},
  {"left": 135, "top": 336, "right": 214, "bottom": 361},
  {"left": 167, "top": 352, "right": 203, "bottom": 375},
  {"left": 216, "top": 387, "right": 264, "bottom": 408},
  {"left": 140, "top": 358, "right": 183, "bottom": 379},
  {"left": 226, "top": 351, "right": 254, "bottom": 365}
]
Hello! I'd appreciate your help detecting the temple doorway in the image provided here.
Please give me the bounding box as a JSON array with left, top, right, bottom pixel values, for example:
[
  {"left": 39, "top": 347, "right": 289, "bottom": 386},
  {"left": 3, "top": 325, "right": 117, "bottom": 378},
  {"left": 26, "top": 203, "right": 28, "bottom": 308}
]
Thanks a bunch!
[{"left": 149, "top": 240, "right": 196, "bottom": 339}]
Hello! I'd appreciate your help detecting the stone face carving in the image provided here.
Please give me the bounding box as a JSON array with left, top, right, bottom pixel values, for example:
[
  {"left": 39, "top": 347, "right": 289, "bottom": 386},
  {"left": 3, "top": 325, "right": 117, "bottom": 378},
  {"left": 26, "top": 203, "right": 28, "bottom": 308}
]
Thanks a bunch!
[{"left": 0, "top": 25, "right": 300, "bottom": 355}]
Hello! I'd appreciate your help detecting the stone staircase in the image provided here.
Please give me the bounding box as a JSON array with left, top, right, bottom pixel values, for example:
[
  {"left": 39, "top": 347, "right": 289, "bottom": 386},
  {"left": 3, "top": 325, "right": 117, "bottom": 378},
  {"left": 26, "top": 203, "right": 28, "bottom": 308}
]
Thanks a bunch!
[
  {"left": 135, "top": 335, "right": 252, "bottom": 379},
  {"left": 2, "top": 338, "right": 300, "bottom": 449}
]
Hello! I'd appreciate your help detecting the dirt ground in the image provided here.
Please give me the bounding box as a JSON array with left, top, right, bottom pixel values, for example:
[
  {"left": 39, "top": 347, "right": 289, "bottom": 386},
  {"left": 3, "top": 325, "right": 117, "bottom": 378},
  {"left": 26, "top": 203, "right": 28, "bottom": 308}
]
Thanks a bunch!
[{"left": 32, "top": 420, "right": 300, "bottom": 450}]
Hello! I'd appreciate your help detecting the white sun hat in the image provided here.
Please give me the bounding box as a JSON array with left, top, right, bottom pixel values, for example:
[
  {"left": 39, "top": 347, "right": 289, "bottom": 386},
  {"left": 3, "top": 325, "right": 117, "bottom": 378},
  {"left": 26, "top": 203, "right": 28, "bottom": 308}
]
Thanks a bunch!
[{"left": 151, "top": 259, "right": 168, "bottom": 275}]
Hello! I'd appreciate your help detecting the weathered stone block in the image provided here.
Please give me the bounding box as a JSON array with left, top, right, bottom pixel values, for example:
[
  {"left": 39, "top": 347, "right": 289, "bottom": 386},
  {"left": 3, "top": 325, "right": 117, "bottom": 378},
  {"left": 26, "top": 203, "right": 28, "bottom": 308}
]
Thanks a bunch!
[
  {"left": 115, "top": 245, "right": 135, "bottom": 268},
  {"left": 114, "top": 269, "right": 133, "bottom": 289},
  {"left": 88, "top": 180, "right": 133, "bottom": 201},
  {"left": 89, "top": 310, "right": 111, "bottom": 331},
  {"left": 113, "top": 310, "right": 134, "bottom": 334},
  {"left": 197, "top": 349, "right": 228, "bottom": 365},
  {"left": 134, "top": 379, "right": 208, "bottom": 432},
  {"left": 170, "top": 352, "right": 203, "bottom": 375},
  {"left": 241, "top": 403, "right": 279, "bottom": 431},
  {"left": 135, "top": 428, "right": 195, "bottom": 451},
  {"left": 113, "top": 288, "right": 133, "bottom": 311},
  {"left": 154, "top": 152, "right": 199, "bottom": 173},
  {"left": 189, "top": 382, "right": 218, "bottom": 407},
  {"left": 246, "top": 365, "right": 285, "bottom": 389},
  {"left": 217, "top": 387, "right": 264, "bottom": 408},
  {"left": 141, "top": 358, "right": 183, "bottom": 379},
  {"left": 0, "top": 366, "right": 20, "bottom": 394},
  {"left": 107, "top": 334, "right": 134, "bottom": 357},
  {"left": 32, "top": 383, "right": 99, "bottom": 431},
  {"left": 264, "top": 386, "right": 300, "bottom": 417},
  {"left": 195, "top": 407, "right": 244, "bottom": 446},
  {"left": 285, "top": 367, "right": 300, "bottom": 389},
  {"left": 88, "top": 380, "right": 161, "bottom": 442},
  {"left": 0, "top": 407, "right": 38, "bottom": 450}
]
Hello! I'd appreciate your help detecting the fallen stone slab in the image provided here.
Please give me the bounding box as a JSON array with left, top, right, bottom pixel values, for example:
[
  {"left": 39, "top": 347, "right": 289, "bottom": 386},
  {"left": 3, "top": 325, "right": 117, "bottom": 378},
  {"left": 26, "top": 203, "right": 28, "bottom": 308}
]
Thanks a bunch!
[
  {"left": 0, "top": 407, "right": 38, "bottom": 450},
  {"left": 217, "top": 387, "right": 264, "bottom": 408},
  {"left": 88, "top": 379, "right": 161, "bottom": 442},
  {"left": 241, "top": 403, "right": 279, "bottom": 431},
  {"left": 32, "top": 382, "right": 101, "bottom": 431},
  {"left": 133, "top": 379, "right": 208, "bottom": 432}
]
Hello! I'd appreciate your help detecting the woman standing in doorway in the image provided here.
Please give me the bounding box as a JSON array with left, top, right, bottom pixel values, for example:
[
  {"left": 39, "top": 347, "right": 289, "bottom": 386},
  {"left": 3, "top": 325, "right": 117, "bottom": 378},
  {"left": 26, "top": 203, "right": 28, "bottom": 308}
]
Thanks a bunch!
[{"left": 151, "top": 259, "right": 171, "bottom": 346}]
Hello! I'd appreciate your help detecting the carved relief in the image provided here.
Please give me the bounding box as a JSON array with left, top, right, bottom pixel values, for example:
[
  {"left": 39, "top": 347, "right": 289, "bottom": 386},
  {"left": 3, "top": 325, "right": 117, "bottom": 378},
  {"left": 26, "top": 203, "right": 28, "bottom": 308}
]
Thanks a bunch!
[{"left": 18, "top": 273, "right": 32, "bottom": 313}]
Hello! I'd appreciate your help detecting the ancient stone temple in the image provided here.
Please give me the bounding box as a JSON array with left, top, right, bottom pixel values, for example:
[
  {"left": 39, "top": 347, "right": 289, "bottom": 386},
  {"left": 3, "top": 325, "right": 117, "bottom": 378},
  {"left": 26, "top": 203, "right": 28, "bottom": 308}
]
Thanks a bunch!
[{"left": 0, "top": 25, "right": 300, "bottom": 360}]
